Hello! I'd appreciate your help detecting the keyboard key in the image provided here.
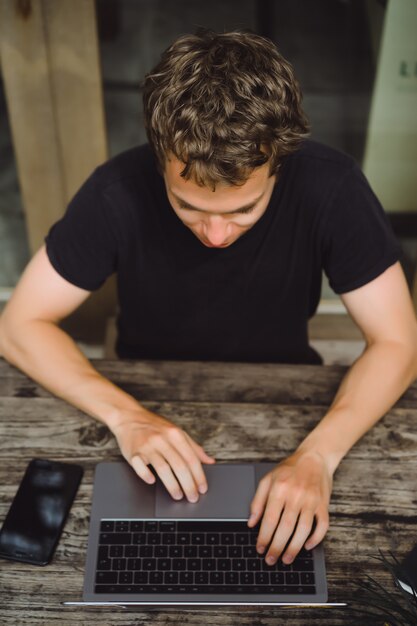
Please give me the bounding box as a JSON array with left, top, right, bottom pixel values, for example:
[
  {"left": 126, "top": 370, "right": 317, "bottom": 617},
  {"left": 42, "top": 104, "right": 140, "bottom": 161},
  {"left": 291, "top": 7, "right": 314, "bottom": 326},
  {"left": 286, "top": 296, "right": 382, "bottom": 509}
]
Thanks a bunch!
[
  {"left": 229, "top": 546, "right": 242, "bottom": 558},
  {"left": 172, "top": 558, "right": 186, "bottom": 570},
  {"left": 127, "top": 558, "right": 141, "bottom": 570},
  {"left": 202, "top": 558, "right": 216, "bottom": 571},
  {"left": 255, "top": 572, "right": 269, "bottom": 584},
  {"left": 177, "top": 533, "right": 191, "bottom": 545},
  {"left": 217, "top": 559, "right": 231, "bottom": 571},
  {"left": 195, "top": 572, "right": 209, "bottom": 584},
  {"left": 247, "top": 558, "right": 261, "bottom": 570},
  {"left": 148, "top": 533, "right": 161, "bottom": 545},
  {"left": 232, "top": 559, "right": 246, "bottom": 570},
  {"left": 162, "top": 533, "right": 175, "bottom": 545},
  {"left": 98, "top": 546, "right": 108, "bottom": 559},
  {"left": 300, "top": 572, "right": 315, "bottom": 585},
  {"left": 165, "top": 571, "right": 178, "bottom": 584},
  {"left": 160, "top": 521, "right": 175, "bottom": 532},
  {"left": 169, "top": 545, "right": 183, "bottom": 558},
  {"left": 221, "top": 533, "right": 234, "bottom": 545},
  {"left": 112, "top": 558, "right": 126, "bottom": 571},
  {"left": 243, "top": 546, "right": 257, "bottom": 558},
  {"left": 199, "top": 546, "right": 212, "bottom": 558},
  {"left": 296, "top": 558, "right": 314, "bottom": 572},
  {"left": 236, "top": 534, "right": 249, "bottom": 545},
  {"left": 132, "top": 533, "right": 147, "bottom": 545},
  {"left": 271, "top": 572, "right": 284, "bottom": 584},
  {"left": 130, "top": 521, "right": 144, "bottom": 532},
  {"left": 240, "top": 572, "right": 254, "bottom": 585},
  {"left": 155, "top": 546, "right": 168, "bottom": 557},
  {"left": 142, "top": 558, "right": 157, "bottom": 570},
  {"left": 145, "top": 521, "right": 158, "bottom": 532},
  {"left": 119, "top": 571, "right": 133, "bottom": 584},
  {"left": 100, "top": 521, "right": 114, "bottom": 532},
  {"left": 213, "top": 546, "right": 227, "bottom": 558},
  {"left": 150, "top": 571, "right": 163, "bottom": 584},
  {"left": 115, "top": 521, "right": 129, "bottom": 532},
  {"left": 109, "top": 545, "right": 124, "bottom": 558},
  {"left": 124, "top": 545, "right": 138, "bottom": 558},
  {"left": 184, "top": 546, "right": 197, "bottom": 558},
  {"left": 299, "top": 548, "right": 313, "bottom": 558},
  {"left": 134, "top": 571, "right": 148, "bottom": 584},
  {"left": 179, "top": 572, "right": 193, "bottom": 584},
  {"left": 210, "top": 572, "right": 224, "bottom": 584},
  {"left": 139, "top": 546, "right": 153, "bottom": 558},
  {"left": 96, "top": 571, "right": 118, "bottom": 584},
  {"left": 157, "top": 558, "right": 171, "bottom": 570},
  {"left": 187, "top": 558, "right": 201, "bottom": 571},
  {"left": 191, "top": 533, "right": 204, "bottom": 544},
  {"left": 96, "top": 557, "right": 111, "bottom": 570},
  {"left": 225, "top": 572, "right": 239, "bottom": 584},
  {"left": 206, "top": 533, "right": 220, "bottom": 545},
  {"left": 99, "top": 533, "right": 131, "bottom": 545},
  {"left": 286, "top": 572, "right": 300, "bottom": 585}
]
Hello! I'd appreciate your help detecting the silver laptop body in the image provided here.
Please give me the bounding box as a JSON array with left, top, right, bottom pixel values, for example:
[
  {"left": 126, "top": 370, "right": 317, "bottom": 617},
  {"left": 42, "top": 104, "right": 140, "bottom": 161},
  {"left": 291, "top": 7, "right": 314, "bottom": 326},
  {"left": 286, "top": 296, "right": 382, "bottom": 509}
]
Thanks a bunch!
[{"left": 77, "top": 461, "right": 328, "bottom": 606}]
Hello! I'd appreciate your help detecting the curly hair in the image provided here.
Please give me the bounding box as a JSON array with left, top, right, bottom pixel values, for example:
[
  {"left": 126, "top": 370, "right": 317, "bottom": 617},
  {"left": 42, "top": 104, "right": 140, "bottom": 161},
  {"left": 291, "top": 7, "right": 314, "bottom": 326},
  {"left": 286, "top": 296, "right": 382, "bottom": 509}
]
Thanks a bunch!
[{"left": 143, "top": 29, "right": 309, "bottom": 187}]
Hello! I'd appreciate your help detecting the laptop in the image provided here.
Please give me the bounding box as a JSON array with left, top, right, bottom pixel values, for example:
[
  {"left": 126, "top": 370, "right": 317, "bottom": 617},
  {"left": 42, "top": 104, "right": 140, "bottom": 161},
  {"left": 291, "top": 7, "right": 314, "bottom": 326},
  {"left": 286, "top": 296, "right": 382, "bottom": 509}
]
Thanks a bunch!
[{"left": 65, "top": 461, "right": 344, "bottom": 608}]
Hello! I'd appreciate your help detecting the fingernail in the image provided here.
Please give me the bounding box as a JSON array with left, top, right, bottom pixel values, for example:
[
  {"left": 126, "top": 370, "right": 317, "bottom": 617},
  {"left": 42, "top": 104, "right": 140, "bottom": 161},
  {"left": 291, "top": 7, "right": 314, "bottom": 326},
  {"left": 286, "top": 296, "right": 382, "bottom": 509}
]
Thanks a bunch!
[
  {"left": 174, "top": 492, "right": 183, "bottom": 500},
  {"left": 199, "top": 484, "right": 207, "bottom": 494},
  {"left": 305, "top": 542, "right": 313, "bottom": 550},
  {"left": 247, "top": 513, "right": 257, "bottom": 525},
  {"left": 188, "top": 494, "right": 198, "bottom": 503},
  {"left": 257, "top": 545, "right": 265, "bottom": 554},
  {"left": 266, "top": 556, "right": 276, "bottom": 565},
  {"left": 283, "top": 555, "right": 293, "bottom": 564}
]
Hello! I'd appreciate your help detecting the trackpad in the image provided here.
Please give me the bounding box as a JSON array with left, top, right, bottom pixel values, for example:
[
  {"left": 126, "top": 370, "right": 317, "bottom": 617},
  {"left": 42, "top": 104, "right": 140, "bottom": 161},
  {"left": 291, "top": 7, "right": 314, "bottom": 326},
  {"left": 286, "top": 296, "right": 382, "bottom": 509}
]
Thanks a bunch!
[{"left": 155, "top": 464, "right": 255, "bottom": 518}]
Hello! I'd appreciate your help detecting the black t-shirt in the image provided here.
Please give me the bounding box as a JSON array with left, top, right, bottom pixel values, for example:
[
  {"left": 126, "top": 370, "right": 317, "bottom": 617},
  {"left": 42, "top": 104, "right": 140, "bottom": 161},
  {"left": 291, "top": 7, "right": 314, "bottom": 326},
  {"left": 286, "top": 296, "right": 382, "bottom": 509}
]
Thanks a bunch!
[{"left": 45, "top": 140, "right": 401, "bottom": 364}]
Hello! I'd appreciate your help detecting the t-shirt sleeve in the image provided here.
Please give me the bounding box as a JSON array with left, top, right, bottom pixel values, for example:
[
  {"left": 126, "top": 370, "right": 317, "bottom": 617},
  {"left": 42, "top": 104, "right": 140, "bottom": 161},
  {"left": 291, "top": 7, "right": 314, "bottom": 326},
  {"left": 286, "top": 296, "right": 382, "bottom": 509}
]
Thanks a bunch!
[
  {"left": 321, "top": 165, "right": 402, "bottom": 294},
  {"left": 45, "top": 171, "right": 117, "bottom": 291}
]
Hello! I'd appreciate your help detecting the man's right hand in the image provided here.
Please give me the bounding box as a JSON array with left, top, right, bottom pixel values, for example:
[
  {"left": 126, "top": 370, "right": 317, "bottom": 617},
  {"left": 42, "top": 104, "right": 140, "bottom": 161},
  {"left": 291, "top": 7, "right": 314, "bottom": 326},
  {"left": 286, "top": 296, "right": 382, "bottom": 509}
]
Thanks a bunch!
[{"left": 110, "top": 408, "right": 216, "bottom": 503}]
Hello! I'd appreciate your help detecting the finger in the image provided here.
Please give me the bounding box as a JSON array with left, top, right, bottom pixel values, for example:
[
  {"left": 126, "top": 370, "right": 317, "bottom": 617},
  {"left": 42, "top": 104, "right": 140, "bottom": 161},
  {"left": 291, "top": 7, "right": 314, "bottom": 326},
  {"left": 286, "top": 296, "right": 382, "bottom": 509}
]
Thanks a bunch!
[
  {"left": 158, "top": 440, "right": 202, "bottom": 502},
  {"left": 281, "top": 509, "right": 315, "bottom": 564},
  {"left": 184, "top": 432, "right": 216, "bottom": 464},
  {"left": 131, "top": 454, "right": 156, "bottom": 484},
  {"left": 304, "top": 508, "right": 329, "bottom": 550},
  {"left": 146, "top": 450, "right": 184, "bottom": 500},
  {"left": 247, "top": 476, "right": 271, "bottom": 529},
  {"left": 264, "top": 506, "right": 300, "bottom": 565},
  {"left": 169, "top": 430, "right": 212, "bottom": 496},
  {"left": 255, "top": 492, "right": 285, "bottom": 555}
]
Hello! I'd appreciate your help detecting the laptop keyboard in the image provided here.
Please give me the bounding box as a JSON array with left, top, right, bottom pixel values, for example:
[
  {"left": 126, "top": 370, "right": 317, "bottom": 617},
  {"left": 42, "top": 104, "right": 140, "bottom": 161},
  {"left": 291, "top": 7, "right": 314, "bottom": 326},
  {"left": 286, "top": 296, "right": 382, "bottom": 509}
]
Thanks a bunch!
[{"left": 95, "top": 520, "right": 316, "bottom": 595}]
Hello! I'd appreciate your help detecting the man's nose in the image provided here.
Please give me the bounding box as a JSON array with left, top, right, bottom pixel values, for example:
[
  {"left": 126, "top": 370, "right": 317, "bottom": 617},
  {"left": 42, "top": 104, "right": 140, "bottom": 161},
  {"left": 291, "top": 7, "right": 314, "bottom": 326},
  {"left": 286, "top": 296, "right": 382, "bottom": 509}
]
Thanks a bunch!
[{"left": 205, "top": 216, "right": 229, "bottom": 245}]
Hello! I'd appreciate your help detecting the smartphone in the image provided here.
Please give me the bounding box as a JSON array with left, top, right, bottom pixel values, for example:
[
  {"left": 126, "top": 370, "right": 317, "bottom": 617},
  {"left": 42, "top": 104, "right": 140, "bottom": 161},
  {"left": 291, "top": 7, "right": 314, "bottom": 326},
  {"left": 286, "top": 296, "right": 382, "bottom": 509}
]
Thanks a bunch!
[{"left": 0, "top": 458, "right": 83, "bottom": 566}]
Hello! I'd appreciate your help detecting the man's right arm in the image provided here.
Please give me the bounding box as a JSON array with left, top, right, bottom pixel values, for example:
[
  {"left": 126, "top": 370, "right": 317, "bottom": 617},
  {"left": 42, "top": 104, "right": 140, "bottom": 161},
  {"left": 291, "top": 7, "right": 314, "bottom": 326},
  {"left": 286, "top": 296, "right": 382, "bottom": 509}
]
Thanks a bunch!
[{"left": 0, "top": 245, "right": 214, "bottom": 501}]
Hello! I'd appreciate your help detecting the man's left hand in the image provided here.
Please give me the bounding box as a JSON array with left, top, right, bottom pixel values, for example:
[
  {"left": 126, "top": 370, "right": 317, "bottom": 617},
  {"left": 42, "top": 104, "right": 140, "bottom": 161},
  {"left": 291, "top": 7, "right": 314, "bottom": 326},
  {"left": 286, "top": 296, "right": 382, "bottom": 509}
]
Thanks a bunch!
[{"left": 247, "top": 450, "right": 333, "bottom": 565}]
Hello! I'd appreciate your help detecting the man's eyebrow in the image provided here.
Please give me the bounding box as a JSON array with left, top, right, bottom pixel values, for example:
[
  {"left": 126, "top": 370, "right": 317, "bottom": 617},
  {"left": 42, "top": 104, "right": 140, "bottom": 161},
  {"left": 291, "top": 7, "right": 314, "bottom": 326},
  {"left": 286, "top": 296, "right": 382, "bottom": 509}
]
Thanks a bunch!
[{"left": 171, "top": 192, "right": 264, "bottom": 214}]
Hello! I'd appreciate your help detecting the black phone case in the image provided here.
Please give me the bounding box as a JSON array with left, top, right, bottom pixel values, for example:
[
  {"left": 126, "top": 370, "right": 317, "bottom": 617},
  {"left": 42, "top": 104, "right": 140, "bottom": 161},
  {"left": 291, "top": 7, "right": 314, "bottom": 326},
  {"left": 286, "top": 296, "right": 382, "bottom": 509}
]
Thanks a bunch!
[{"left": 0, "top": 458, "right": 83, "bottom": 566}]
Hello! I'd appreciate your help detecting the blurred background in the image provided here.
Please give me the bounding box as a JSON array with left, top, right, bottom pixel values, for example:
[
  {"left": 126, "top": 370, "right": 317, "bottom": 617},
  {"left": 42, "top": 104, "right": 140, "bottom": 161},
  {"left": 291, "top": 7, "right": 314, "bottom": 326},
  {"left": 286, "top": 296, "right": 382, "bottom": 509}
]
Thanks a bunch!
[{"left": 0, "top": 0, "right": 416, "bottom": 361}]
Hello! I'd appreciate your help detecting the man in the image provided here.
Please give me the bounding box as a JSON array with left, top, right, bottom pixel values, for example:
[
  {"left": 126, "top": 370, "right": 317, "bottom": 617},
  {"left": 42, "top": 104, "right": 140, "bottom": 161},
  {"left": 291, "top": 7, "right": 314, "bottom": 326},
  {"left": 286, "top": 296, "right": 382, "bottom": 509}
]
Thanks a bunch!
[{"left": 1, "top": 30, "right": 416, "bottom": 569}]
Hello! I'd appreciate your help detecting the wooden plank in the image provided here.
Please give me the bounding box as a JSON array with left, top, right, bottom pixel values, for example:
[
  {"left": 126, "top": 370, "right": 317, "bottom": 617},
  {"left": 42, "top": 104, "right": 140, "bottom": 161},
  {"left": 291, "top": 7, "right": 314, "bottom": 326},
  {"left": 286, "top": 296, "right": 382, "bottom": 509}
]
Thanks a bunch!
[
  {"left": 0, "top": 0, "right": 65, "bottom": 252},
  {"left": 0, "top": 0, "right": 116, "bottom": 340},
  {"left": 43, "top": 0, "right": 107, "bottom": 207}
]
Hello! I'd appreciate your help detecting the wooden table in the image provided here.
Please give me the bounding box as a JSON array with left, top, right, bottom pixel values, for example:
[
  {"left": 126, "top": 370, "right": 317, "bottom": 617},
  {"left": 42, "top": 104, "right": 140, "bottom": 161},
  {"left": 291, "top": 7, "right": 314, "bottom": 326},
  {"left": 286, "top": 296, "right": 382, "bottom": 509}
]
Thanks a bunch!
[{"left": 1, "top": 358, "right": 416, "bottom": 625}]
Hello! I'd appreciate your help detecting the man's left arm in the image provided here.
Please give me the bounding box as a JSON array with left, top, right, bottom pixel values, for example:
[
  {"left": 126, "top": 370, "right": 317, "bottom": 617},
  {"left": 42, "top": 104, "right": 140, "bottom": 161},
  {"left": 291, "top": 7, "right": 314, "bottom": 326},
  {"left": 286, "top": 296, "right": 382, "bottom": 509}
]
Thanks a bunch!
[{"left": 249, "top": 261, "right": 417, "bottom": 565}]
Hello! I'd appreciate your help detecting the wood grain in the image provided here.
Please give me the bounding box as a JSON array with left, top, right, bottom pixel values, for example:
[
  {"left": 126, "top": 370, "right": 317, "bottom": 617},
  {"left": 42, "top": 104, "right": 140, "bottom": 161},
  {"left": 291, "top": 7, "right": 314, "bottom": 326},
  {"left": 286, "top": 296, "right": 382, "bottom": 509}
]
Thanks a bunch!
[{"left": 0, "top": 358, "right": 416, "bottom": 625}]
